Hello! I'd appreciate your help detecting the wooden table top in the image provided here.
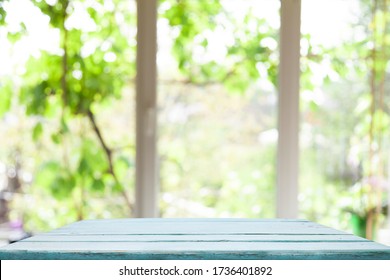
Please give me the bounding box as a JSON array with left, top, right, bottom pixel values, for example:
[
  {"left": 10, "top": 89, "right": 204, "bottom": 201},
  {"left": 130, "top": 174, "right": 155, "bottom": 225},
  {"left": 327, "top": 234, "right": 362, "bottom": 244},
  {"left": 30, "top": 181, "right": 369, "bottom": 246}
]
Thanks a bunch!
[{"left": 1, "top": 218, "right": 390, "bottom": 259}]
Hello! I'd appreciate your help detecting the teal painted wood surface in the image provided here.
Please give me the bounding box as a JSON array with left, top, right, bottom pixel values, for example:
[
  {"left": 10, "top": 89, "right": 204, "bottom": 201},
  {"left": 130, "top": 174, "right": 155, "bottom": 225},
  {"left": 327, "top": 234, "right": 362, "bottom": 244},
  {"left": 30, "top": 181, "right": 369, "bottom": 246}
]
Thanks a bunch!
[{"left": 0, "top": 219, "right": 389, "bottom": 260}]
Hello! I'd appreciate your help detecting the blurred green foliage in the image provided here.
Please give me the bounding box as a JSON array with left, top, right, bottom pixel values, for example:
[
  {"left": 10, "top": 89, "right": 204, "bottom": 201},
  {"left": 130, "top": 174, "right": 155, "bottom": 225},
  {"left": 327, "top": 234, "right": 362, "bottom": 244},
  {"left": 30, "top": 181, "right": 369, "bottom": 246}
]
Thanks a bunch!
[
  {"left": 0, "top": 0, "right": 7, "bottom": 25},
  {"left": 0, "top": 0, "right": 136, "bottom": 230},
  {"left": 0, "top": 0, "right": 389, "bottom": 234},
  {"left": 161, "top": 0, "right": 278, "bottom": 92}
]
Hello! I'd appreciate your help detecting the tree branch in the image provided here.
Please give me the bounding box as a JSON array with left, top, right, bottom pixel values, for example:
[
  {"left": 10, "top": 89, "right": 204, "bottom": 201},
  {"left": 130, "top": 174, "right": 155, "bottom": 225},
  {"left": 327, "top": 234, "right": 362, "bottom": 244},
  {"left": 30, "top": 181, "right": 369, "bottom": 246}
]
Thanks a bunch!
[{"left": 87, "top": 109, "right": 133, "bottom": 213}]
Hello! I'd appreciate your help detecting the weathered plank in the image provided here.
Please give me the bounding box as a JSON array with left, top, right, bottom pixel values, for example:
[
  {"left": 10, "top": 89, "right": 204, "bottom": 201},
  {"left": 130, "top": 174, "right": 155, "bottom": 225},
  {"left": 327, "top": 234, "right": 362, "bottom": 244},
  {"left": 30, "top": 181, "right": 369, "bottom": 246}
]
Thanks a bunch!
[
  {"left": 22, "top": 234, "right": 367, "bottom": 243},
  {"left": 64, "top": 218, "right": 309, "bottom": 223},
  {"left": 49, "top": 220, "right": 347, "bottom": 235},
  {"left": 2, "top": 241, "right": 388, "bottom": 252},
  {"left": 1, "top": 250, "right": 389, "bottom": 260},
  {"left": 1, "top": 241, "right": 390, "bottom": 260}
]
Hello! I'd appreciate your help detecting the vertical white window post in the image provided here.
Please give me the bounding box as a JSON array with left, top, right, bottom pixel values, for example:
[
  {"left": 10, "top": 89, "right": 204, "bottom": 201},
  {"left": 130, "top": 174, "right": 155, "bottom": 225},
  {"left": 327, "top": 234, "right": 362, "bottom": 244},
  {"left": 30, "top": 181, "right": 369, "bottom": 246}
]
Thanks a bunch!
[
  {"left": 277, "top": 0, "right": 301, "bottom": 218},
  {"left": 135, "top": 0, "right": 158, "bottom": 218}
]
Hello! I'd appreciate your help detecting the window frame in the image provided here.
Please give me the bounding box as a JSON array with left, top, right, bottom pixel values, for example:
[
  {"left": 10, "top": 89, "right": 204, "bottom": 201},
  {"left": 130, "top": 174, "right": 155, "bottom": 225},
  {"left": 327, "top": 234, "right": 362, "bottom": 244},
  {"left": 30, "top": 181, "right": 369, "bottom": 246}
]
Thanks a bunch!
[{"left": 135, "top": 0, "right": 301, "bottom": 218}]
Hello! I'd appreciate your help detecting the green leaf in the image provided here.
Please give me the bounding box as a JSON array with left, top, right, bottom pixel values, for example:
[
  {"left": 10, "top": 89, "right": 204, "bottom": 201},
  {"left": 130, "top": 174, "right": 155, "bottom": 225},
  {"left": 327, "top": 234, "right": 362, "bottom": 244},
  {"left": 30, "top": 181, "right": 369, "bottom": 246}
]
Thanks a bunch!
[
  {"left": 50, "top": 174, "right": 76, "bottom": 200},
  {"left": 0, "top": 81, "right": 12, "bottom": 117},
  {"left": 23, "top": 81, "right": 49, "bottom": 115},
  {"left": 114, "top": 156, "right": 133, "bottom": 179},
  {"left": 35, "top": 161, "right": 62, "bottom": 190},
  {"left": 60, "top": 117, "right": 69, "bottom": 134},
  {"left": 80, "top": 139, "right": 108, "bottom": 172},
  {"left": 51, "top": 133, "right": 61, "bottom": 144},
  {"left": 91, "top": 178, "right": 105, "bottom": 192},
  {"left": 0, "top": 0, "right": 8, "bottom": 25},
  {"left": 113, "top": 182, "right": 124, "bottom": 193},
  {"left": 77, "top": 157, "right": 90, "bottom": 175},
  {"left": 32, "top": 122, "right": 43, "bottom": 141}
]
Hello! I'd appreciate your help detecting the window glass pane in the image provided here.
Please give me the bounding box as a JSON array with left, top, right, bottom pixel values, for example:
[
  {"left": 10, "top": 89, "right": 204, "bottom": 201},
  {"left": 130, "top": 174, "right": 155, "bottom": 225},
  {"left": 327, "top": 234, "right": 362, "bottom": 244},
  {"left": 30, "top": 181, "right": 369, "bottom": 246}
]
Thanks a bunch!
[
  {"left": 158, "top": 0, "right": 280, "bottom": 217},
  {"left": 300, "top": 0, "right": 390, "bottom": 238},
  {"left": 0, "top": 0, "right": 137, "bottom": 233}
]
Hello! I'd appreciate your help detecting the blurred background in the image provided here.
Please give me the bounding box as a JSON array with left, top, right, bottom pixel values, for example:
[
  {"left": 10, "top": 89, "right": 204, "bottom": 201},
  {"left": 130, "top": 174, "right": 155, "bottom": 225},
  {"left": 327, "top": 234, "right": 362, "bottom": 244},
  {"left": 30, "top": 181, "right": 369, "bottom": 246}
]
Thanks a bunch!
[{"left": 0, "top": 0, "right": 389, "bottom": 245}]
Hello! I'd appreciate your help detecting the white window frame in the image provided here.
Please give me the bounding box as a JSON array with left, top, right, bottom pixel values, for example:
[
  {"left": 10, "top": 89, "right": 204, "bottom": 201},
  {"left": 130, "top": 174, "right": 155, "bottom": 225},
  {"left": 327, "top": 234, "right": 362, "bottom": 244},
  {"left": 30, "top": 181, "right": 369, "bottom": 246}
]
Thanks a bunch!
[
  {"left": 277, "top": 0, "right": 301, "bottom": 218},
  {"left": 135, "top": 0, "right": 301, "bottom": 218},
  {"left": 135, "top": 0, "right": 158, "bottom": 217}
]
